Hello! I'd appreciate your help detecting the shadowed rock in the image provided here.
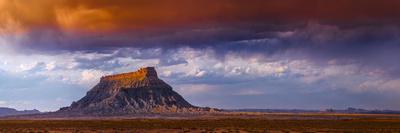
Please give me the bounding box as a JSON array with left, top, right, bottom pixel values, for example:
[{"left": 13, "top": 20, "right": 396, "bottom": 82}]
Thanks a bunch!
[{"left": 58, "top": 67, "right": 216, "bottom": 115}]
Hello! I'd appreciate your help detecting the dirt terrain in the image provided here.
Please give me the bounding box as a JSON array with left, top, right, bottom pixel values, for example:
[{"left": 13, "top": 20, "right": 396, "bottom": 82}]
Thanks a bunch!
[{"left": 1, "top": 113, "right": 400, "bottom": 132}]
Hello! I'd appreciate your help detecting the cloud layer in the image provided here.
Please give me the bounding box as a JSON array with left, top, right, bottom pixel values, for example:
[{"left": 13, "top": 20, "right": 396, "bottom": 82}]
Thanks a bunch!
[{"left": 1, "top": 0, "right": 400, "bottom": 51}]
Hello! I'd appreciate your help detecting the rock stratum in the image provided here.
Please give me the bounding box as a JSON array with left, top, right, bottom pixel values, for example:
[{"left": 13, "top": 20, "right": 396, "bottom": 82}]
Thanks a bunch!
[{"left": 58, "top": 67, "right": 216, "bottom": 115}]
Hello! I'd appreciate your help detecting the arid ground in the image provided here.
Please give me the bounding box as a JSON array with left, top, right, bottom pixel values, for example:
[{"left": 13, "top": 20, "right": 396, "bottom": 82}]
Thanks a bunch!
[{"left": 1, "top": 113, "right": 400, "bottom": 132}]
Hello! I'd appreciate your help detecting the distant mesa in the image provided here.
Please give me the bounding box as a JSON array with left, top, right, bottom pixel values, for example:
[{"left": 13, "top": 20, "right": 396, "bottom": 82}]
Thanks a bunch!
[
  {"left": 0, "top": 107, "right": 40, "bottom": 116},
  {"left": 58, "top": 67, "right": 218, "bottom": 115}
]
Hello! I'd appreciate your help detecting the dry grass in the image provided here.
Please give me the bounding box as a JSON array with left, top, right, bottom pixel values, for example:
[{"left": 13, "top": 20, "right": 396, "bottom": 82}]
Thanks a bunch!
[{"left": 1, "top": 116, "right": 400, "bottom": 132}]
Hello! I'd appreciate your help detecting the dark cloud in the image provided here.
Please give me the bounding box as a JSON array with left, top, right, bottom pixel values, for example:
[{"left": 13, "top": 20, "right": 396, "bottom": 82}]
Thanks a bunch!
[
  {"left": 42, "top": 21, "right": 399, "bottom": 81},
  {"left": 1, "top": 0, "right": 399, "bottom": 52},
  {"left": 3, "top": 0, "right": 400, "bottom": 84}
]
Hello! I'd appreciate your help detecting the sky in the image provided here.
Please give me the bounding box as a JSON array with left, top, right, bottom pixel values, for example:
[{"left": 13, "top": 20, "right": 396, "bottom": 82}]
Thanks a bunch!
[{"left": 1, "top": 0, "right": 400, "bottom": 111}]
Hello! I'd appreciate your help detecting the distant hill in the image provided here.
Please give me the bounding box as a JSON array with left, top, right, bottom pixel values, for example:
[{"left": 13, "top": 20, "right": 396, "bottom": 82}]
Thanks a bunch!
[
  {"left": 228, "top": 107, "right": 400, "bottom": 114},
  {"left": 0, "top": 107, "right": 40, "bottom": 116},
  {"left": 325, "top": 107, "right": 400, "bottom": 114},
  {"left": 57, "top": 67, "right": 218, "bottom": 115},
  {"left": 227, "top": 109, "right": 320, "bottom": 113}
]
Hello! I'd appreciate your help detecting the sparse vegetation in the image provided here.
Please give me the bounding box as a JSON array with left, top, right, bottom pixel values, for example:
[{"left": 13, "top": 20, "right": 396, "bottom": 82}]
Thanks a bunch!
[{"left": 1, "top": 115, "right": 400, "bottom": 132}]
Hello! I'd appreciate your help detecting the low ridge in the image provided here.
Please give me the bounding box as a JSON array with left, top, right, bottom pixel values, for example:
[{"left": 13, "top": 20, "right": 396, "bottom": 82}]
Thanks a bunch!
[{"left": 58, "top": 67, "right": 216, "bottom": 115}]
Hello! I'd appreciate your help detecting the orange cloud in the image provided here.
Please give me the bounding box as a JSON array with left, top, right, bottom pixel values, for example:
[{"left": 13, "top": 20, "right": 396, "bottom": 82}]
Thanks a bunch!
[
  {"left": 56, "top": 6, "right": 115, "bottom": 32},
  {"left": 0, "top": 0, "right": 400, "bottom": 35},
  {"left": 0, "top": 0, "right": 60, "bottom": 35}
]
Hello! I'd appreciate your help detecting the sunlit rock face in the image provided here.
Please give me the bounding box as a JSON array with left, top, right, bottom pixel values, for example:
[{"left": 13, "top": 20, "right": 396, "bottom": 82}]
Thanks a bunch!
[{"left": 58, "top": 67, "right": 216, "bottom": 115}]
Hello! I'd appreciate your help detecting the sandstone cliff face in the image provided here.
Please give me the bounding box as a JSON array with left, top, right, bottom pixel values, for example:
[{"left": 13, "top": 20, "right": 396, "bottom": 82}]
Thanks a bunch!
[{"left": 59, "top": 67, "right": 215, "bottom": 115}]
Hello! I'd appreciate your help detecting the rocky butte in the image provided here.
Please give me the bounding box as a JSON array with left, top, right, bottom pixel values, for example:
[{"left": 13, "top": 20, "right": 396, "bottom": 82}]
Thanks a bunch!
[{"left": 58, "top": 67, "right": 217, "bottom": 115}]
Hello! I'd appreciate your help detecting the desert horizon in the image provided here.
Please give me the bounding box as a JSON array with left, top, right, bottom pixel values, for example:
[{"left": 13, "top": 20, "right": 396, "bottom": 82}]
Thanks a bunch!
[
  {"left": 1, "top": 66, "right": 400, "bottom": 115},
  {"left": 1, "top": 66, "right": 400, "bottom": 132}
]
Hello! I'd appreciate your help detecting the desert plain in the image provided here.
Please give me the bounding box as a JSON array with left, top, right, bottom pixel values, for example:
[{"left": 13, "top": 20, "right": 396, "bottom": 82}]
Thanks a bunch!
[{"left": 1, "top": 112, "right": 400, "bottom": 132}]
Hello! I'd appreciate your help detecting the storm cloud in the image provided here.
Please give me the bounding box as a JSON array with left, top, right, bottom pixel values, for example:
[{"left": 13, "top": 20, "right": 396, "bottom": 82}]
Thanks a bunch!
[{"left": 1, "top": 0, "right": 399, "bottom": 50}]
